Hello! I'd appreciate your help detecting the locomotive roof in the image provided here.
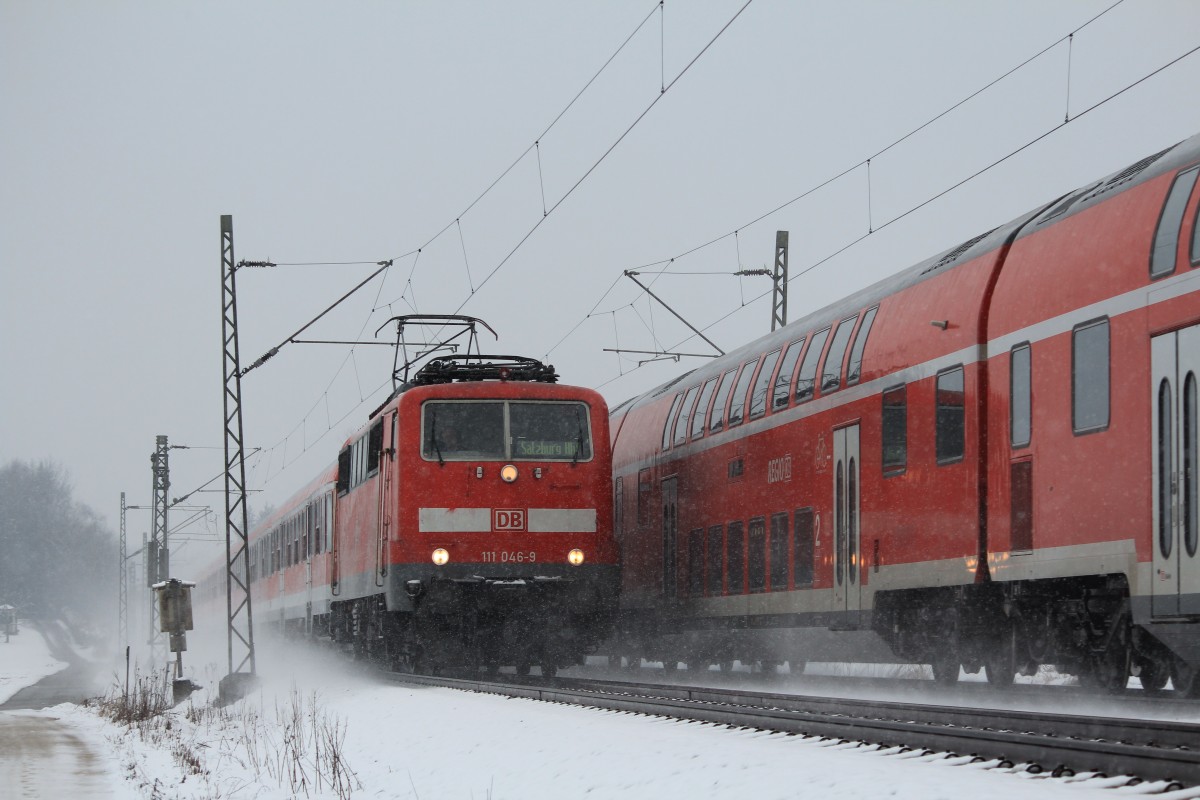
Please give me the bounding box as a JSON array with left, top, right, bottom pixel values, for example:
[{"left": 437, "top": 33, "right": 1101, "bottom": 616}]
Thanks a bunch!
[{"left": 614, "top": 130, "right": 1200, "bottom": 417}]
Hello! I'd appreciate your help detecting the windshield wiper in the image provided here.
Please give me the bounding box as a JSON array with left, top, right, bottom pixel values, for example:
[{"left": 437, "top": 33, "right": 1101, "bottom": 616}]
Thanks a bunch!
[
  {"left": 573, "top": 421, "right": 585, "bottom": 464},
  {"left": 430, "top": 414, "right": 445, "bottom": 466}
]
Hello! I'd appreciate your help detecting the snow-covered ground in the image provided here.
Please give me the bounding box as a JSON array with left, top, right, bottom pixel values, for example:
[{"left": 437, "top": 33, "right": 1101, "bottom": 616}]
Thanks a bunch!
[
  {"left": 4, "top": 626, "right": 1200, "bottom": 799},
  {"left": 0, "top": 622, "right": 64, "bottom": 704}
]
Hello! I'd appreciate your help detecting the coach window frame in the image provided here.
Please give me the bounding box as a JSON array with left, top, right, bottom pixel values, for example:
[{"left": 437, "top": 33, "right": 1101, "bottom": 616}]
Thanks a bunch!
[
  {"left": 935, "top": 366, "right": 966, "bottom": 465},
  {"left": 726, "top": 520, "right": 745, "bottom": 595},
  {"left": 727, "top": 357, "right": 760, "bottom": 429},
  {"left": 673, "top": 384, "right": 701, "bottom": 446},
  {"left": 881, "top": 383, "right": 907, "bottom": 476},
  {"left": 749, "top": 348, "right": 782, "bottom": 420},
  {"left": 819, "top": 313, "right": 860, "bottom": 395},
  {"left": 1072, "top": 317, "right": 1111, "bottom": 436},
  {"left": 1011, "top": 342, "right": 1032, "bottom": 449},
  {"left": 846, "top": 307, "right": 878, "bottom": 386},
  {"left": 709, "top": 367, "right": 739, "bottom": 434},
  {"left": 663, "top": 394, "right": 684, "bottom": 450},
  {"left": 773, "top": 337, "right": 807, "bottom": 411},
  {"left": 1192, "top": 181, "right": 1200, "bottom": 265},
  {"left": 690, "top": 376, "right": 718, "bottom": 441},
  {"left": 1151, "top": 165, "right": 1199, "bottom": 279},
  {"left": 748, "top": 516, "right": 767, "bottom": 593},
  {"left": 795, "top": 326, "right": 830, "bottom": 404}
]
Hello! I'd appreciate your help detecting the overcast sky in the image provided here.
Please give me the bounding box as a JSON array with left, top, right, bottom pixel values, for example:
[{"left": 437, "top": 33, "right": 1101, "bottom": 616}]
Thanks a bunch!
[{"left": 3, "top": 1, "right": 1199, "bottom": 574}]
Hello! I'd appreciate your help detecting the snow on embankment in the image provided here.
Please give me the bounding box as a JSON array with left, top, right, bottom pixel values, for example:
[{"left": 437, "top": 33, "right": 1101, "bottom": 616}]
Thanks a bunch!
[{"left": 0, "top": 622, "right": 66, "bottom": 704}]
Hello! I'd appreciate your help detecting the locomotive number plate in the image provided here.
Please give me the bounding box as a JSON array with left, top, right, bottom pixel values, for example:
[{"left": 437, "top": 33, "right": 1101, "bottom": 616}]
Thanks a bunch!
[{"left": 481, "top": 551, "right": 537, "bottom": 564}]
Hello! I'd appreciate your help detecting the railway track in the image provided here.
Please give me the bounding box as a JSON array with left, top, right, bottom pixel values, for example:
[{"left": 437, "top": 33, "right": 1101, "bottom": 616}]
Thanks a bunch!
[{"left": 382, "top": 669, "right": 1200, "bottom": 791}]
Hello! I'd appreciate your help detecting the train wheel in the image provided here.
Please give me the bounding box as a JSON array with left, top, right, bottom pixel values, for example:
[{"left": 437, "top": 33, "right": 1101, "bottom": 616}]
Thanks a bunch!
[
  {"left": 984, "top": 628, "right": 1017, "bottom": 688},
  {"left": 1131, "top": 656, "right": 1169, "bottom": 692},
  {"left": 1170, "top": 660, "right": 1200, "bottom": 698},
  {"left": 930, "top": 656, "right": 959, "bottom": 685}
]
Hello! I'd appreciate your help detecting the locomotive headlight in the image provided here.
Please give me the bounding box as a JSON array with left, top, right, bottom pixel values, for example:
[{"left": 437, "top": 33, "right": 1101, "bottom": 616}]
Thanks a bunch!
[
  {"left": 500, "top": 464, "right": 519, "bottom": 483},
  {"left": 568, "top": 548, "right": 585, "bottom": 566},
  {"left": 432, "top": 548, "right": 450, "bottom": 566}
]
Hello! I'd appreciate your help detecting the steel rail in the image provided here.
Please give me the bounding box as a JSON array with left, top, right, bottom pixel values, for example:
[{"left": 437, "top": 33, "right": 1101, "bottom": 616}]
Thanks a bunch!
[{"left": 381, "top": 670, "right": 1200, "bottom": 789}]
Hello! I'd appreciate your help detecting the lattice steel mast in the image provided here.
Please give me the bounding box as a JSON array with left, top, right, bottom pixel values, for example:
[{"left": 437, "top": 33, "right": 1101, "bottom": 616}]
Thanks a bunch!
[
  {"left": 771, "top": 230, "right": 789, "bottom": 332},
  {"left": 220, "top": 214, "right": 257, "bottom": 696},
  {"left": 118, "top": 492, "right": 127, "bottom": 645}
]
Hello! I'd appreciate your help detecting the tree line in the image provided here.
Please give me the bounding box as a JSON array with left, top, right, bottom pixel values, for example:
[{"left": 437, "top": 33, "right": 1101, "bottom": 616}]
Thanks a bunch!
[{"left": 0, "top": 459, "right": 115, "bottom": 626}]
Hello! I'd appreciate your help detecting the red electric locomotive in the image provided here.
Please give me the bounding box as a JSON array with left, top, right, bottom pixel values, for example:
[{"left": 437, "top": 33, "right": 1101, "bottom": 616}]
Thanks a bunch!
[
  {"left": 608, "top": 133, "right": 1200, "bottom": 693},
  {"left": 203, "top": 317, "right": 619, "bottom": 676}
]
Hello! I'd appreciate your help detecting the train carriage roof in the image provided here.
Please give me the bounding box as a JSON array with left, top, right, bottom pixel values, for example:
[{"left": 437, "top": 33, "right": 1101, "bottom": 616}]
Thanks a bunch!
[{"left": 612, "top": 131, "right": 1200, "bottom": 419}]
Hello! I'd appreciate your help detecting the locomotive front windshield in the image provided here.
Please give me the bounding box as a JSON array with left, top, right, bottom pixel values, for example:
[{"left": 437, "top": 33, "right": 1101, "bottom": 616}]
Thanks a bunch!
[{"left": 422, "top": 400, "right": 593, "bottom": 461}]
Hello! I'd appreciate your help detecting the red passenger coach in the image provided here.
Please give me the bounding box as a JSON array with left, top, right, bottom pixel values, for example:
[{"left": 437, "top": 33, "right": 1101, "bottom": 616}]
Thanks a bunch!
[
  {"left": 200, "top": 324, "right": 618, "bottom": 677},
  {"left": 609, "top": 133, "right": 1200, "bottom": 693}
]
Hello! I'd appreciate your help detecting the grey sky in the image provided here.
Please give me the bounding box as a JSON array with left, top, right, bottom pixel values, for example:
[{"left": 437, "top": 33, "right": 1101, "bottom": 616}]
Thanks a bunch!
[{"left": 3, "top": 1, "right": 1199, "bottom": 573}]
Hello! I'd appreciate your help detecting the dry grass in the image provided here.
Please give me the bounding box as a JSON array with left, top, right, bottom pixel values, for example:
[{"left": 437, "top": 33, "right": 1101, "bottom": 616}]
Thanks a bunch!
[{"left": 90, "top": 669, "right": 360, "bottom": 799}]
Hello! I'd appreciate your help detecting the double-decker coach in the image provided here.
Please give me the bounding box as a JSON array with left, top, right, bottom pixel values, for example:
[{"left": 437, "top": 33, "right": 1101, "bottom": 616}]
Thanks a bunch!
[{"left": 609, "top": 132, "right": 1200, "bottom": 693}]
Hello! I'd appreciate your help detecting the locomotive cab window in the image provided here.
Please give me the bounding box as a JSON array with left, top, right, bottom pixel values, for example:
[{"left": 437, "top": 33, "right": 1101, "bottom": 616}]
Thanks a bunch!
[
  {"left": 422, "top": 400, "right": 593, "bottom": 461},
  {"left": 1151, "top": 166, "right": 1199, "bottom": 278},
  {"left": 936, "top": 367, "right": 965, "bottom": 464},
  {"left": 1072, "top": 318, "right": 1110, "bottom": 435}
]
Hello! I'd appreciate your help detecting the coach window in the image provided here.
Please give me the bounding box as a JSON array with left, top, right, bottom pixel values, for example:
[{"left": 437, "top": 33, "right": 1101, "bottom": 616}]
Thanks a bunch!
[
  {"left": 882, "top": 384, "right": 907, "bottom": 474},
  {"left": 637, "top": 468, "right": 652, "bottom": 525},
  {"left": 749, "top": 349, "right": 782, "bottom": 419},
  {"left": 820, "top": 315, "right": 859, "bottom": 394},
  {"left": 614, "top": 477, "right": 624, "bottom": 542},
  {"left": 673, "top": 385, "right": 701, "bottom": 447},
  {"left": 708, "top": 368, "right": 738, "bottom": 434},
  {"left": 687, "top": 529, "right": 704, "bottom": 598},
  {"left": 846, "top": 307, "right": 878, "bottom": 386},
  {"left": 727, "top": 357, "right": 759, "bottom": 428},
  {"left": 769, "top": 513, "right": 789, "bottom": 591},
  {"left": 748, "top": 517, "right": 767, "bottom": 593},
  {"left": 336, "top": 447, "right": 351, "bottom": 495},
  {"left": 707, "top": 525, "right": 723, "bottom": 596},
  {"left": 662, "top": 394, "right": 684, "bottom": 450},
  {"left": 1185, "top": 373, "right": 1197, "bottom": 557},
  {"left": 1073, "top": 318, "right": 1110, "bottom": 434},
  {"left": 795, "top": 327, "right": 830, "bottom": 403},
  {"left": 726, "top": 521, "right": 745, "bottom": 594},
  {"left": 1192, "top": 192, "right": 1200, "bottom": 265},
  {"left": 690, "top": 377, "right": 718, "bottom": 440},
  {"left": 936, "top": 367, "right": 965, "bottom": 464},
  {"left": 1151, "top": 166, "right": 1199, "bottom": 278},
  {"left": 1011, "top": 344, "right": 1032, "bottom": 448},
  {"left": 774, "top": 338, "right": 806, "bottom": 411},
  {"left": 793, "top": 508, "right": 815, "bottom": 588},
  {"left": 367, "top": 420, "right": 384, "bottom": 476}
]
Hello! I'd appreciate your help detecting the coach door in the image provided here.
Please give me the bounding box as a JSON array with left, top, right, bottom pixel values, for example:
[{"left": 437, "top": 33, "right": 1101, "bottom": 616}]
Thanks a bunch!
[
  {"left": 835, "top": 424, "right": 864, "bottom": 618},
  {"left": 662, "top": 476, "right": 678, "bottom": 601},
  {"left": 832, "top": 425, "right": 862, "bottom": 622},
  {"left": 1152, "top": 325, "right": 1200, "bottom": 617}
]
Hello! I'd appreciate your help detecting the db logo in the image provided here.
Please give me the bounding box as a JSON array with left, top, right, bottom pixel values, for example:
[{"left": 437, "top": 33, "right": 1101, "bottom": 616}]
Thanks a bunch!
[{"left": 493, "top": 509, "right": 527, "bottom": 531}]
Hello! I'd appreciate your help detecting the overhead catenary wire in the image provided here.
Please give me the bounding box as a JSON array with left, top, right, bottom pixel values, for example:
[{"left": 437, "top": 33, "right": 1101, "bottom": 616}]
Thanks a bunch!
[
  {"left": 545, "top": 0, "right": 1159, "bottom": 368},
  {"left": 593, "top": 38, "right": 1200, "bottom": 391}
]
